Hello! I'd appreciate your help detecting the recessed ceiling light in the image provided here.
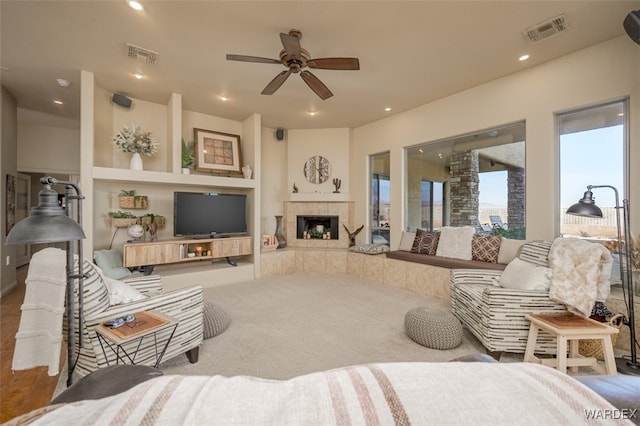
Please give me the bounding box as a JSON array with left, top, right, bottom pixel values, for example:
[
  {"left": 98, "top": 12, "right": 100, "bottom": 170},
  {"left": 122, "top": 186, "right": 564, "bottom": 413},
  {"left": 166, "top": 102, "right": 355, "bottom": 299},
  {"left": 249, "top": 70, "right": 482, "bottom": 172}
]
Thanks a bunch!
[
  {"left": 128, "top": 1, "right": 143, "bottom": 11},
  {"left": 519, "top": 54, "right": 530, "bottom": 62},
  {"left": 384, "top": 107, "right": 391, "bottom": 112},
  {"left": 56, "top": 78, "right": 71, "bottom": 87},
  {"left": 418, "top": 148, "right": 424, "bottom": 154},
  {"left": 132, "top": 72, "right": 143, "bottom": 80},
  {"left": 307, "top": 111, "right": 317, "bottom": 116},
  {"left": 53, "top": 100, "right": 63, "bottom": 105},
  {"left": 219, "top": 95, "right": 229, "bottom": 102}
]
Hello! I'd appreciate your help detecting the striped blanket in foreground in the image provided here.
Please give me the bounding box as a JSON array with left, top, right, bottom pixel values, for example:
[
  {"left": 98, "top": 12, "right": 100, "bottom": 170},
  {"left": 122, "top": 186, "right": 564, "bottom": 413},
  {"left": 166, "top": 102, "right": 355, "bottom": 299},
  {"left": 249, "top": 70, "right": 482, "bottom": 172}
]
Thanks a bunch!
[{"left": 15, "top": 362, "right": 634, "bottom": 425}]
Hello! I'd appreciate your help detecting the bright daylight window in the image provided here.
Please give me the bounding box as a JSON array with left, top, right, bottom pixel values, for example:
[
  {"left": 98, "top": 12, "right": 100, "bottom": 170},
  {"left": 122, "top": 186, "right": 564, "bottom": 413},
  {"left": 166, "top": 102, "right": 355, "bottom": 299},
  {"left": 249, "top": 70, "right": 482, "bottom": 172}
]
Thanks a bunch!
[
  {"left": 558, "top": 99, "right": 627, "bottom": 241},
  {"left": 370, "top": 152, "right": 390, "bottom": 245}
]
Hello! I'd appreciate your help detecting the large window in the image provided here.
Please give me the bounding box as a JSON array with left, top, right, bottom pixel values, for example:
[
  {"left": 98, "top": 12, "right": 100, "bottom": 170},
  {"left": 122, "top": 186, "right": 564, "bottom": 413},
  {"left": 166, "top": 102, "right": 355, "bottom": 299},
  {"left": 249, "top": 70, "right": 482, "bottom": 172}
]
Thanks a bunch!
[
  {"left": 370, "top": 152, "right": 390, "bottom": 245},
  {"left": 558, "top": 99, "right": 627, "bottom": 240},
  {"left": 405, "top": 122, "right": 525, "bottom": 239}
]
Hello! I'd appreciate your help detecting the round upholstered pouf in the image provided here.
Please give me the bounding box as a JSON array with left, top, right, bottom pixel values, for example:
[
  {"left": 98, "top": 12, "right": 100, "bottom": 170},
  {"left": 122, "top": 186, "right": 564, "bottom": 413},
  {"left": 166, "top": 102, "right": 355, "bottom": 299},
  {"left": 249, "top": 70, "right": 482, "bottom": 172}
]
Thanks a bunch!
[
  {"left": 203, "top": 300, "right": 230, "bottom": 340},
  {"left": 404, "top": 307, "right": 463, "bottom": 350}
]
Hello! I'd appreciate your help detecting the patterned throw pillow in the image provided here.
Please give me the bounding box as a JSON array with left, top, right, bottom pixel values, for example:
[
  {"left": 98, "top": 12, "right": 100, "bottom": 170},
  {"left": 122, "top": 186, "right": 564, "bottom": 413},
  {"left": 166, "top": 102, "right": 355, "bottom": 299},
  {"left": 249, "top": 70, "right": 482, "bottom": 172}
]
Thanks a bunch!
[
  {"left": 411, "top": 229, "right": 440, "bottom": 255},
  {"left": 472, "top": 234, "right": 502, "bottom": 263}
]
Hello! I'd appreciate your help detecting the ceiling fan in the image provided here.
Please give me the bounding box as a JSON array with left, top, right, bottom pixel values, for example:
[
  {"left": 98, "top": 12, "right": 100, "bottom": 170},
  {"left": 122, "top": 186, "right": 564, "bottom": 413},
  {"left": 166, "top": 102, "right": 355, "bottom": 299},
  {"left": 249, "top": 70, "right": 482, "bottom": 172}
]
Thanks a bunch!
[{"left": 226, "top": 29, "right": 360, "bottom": 100}]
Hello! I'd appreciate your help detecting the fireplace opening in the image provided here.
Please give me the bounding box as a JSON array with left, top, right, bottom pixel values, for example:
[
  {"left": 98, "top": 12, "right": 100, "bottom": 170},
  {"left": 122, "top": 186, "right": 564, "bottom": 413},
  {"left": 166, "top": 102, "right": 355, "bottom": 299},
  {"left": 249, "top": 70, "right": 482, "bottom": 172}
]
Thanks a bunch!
[{"left": 297, "top": 215, "right": 339, "bottom": 240}]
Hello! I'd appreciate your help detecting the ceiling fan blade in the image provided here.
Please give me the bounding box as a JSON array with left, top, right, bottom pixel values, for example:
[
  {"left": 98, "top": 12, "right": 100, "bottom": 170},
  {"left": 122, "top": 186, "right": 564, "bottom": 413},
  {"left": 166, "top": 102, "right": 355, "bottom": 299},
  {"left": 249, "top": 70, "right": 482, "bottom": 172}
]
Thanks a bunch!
[
  {"left": 280, "top": 32, "right": 301, "bottom": 59},
  {"left": 261, "top": 70, "right": 292, "bottom": 95},
  {"left": 307, "top": 58, "right": 360, "bottom": 70},
  {"left": 300, "top": 70, "right": 333, "bottom": 100},
  {"left": 226, "top": 54, "right": 282, "bottom": 65}
]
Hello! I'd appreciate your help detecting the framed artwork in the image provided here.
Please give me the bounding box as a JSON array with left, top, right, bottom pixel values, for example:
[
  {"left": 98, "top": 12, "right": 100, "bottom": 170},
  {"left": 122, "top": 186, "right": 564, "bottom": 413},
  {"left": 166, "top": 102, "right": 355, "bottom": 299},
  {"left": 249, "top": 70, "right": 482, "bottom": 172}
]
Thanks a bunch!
[
  {"left": 193, "top": 128, "right": 243, "bottom": 175},
  {"left": 6, "top": 174, "right": 16, "bottom": 235}
]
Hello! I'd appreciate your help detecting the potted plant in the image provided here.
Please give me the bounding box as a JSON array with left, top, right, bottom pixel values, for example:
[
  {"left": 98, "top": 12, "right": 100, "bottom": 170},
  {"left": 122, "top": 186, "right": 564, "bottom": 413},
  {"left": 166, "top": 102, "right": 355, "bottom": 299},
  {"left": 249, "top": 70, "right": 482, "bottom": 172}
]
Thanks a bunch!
[
  {"left": 108, "top": 210, "right": 137, "bottom": 228},
  {"left": 118, "top": 190, "right": 148, "bottom": 209},
  {"left": 181, "top": 139, "right": 195, "bottom": 174},
  {"left": 113, "top": 123, "right": 158, "bottom": 171}
]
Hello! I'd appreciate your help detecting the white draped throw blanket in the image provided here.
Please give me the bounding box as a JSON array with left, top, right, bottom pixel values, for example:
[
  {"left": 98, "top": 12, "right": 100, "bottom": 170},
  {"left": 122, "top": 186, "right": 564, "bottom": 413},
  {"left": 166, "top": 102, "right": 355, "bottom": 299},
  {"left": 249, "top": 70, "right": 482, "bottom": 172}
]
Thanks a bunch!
[
  {"left": 12, "top": 248, "right": 67, "bottom": 376},
  {"left": 548, "top": 238, "right": 613, "bottom": 317}
]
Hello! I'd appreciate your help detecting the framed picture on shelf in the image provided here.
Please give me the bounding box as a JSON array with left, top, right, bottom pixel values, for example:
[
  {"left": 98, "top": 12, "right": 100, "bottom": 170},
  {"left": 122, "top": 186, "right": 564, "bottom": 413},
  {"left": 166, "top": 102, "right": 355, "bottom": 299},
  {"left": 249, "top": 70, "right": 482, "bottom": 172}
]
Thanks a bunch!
[{"left": 193, "top": 128, "right": 242, "bottom": 175}]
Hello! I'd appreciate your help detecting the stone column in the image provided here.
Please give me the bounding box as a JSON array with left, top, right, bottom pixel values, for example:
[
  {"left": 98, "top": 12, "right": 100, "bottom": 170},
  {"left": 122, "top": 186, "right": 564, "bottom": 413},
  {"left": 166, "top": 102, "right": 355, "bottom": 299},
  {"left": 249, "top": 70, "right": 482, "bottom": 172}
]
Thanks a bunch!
[
  {"left": 449, "top": 151, "right": 479, "bottom": 227},
  {"left": 507, "top": 167, "right": 525, "bottom": 230}
]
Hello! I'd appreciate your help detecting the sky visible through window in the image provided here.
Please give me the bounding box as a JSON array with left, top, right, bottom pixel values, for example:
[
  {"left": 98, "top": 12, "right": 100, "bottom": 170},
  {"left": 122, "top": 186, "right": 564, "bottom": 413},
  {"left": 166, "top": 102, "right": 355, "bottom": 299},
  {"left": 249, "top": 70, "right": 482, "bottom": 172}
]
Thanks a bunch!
[
  {"left": 477, "top": 125, "right": 623, "bottom": 209},
  {"left": 560, "top": 126, "right": 624, "bottom": 208}
]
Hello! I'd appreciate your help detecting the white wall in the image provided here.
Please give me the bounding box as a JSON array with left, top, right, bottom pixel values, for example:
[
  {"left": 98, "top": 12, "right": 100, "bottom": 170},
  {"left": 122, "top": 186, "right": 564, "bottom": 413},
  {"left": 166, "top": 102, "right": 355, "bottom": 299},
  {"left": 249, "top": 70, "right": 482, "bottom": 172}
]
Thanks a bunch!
[
  {"left": 352, "top": 36, "right": 640, "bottom": 249},
  {"left": 287, "top": 128, "right": 350, "bottom": 196},
  {"left": 260, "top": 126, "right": 287, "bottom": 235},
  {"left": 17, "top": 109, "right": 80, "bottom": 174}
]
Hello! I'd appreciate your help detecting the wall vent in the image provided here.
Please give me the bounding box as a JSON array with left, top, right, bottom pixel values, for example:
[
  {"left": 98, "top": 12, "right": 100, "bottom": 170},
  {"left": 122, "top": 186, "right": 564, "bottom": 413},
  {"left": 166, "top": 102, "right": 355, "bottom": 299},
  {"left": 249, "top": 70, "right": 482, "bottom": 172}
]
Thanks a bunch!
[
  {"left": 522, "top": 14, "right": 568, "bottom": 43},
  {"left": 126, "top": 43, "right": 159, "bottom": 64}
]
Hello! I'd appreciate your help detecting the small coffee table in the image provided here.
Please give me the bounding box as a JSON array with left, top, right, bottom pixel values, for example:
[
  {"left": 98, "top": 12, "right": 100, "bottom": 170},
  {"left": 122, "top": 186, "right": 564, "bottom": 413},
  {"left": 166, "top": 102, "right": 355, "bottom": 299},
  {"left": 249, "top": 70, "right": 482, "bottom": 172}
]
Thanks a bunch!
[
  {"left": 95, "top": 310, "right": 178, "bottom": 368},
  {"left": 524, "top": 312, "right": 619, "bottom": 375}
]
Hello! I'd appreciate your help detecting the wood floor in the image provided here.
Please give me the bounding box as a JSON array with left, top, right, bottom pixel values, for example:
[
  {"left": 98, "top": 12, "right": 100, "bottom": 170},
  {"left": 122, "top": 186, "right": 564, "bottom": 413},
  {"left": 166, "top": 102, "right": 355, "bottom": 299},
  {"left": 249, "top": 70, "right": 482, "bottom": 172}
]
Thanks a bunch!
[{"left": 1, "top": 265, "right": 64, "bottom": 423}]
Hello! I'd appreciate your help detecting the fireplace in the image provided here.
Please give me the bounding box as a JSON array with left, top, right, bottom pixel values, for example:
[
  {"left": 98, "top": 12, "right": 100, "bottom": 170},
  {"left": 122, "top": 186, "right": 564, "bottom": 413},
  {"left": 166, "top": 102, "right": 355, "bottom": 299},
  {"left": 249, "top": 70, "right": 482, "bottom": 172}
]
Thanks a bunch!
[{"left": 297, "top": 215, "right": 339, "bottom": 240}]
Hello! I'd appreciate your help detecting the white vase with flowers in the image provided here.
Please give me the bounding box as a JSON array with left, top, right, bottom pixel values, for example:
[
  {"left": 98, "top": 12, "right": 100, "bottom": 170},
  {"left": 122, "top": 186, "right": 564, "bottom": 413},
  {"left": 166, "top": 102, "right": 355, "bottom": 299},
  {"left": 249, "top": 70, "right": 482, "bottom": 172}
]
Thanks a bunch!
[{"left": 113, "top": 123, "right": 158, "bottom": 171}]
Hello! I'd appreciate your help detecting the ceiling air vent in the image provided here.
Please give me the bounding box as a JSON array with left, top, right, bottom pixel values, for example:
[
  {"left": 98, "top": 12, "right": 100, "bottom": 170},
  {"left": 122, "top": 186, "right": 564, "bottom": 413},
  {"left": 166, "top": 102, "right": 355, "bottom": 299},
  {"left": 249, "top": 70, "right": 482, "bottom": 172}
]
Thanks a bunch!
[
  {"left": 522, "top": 14, "right": 568, "bottom": 43},
  {"left": 126, "top": 43, "right": 159, "bottom": 64}
]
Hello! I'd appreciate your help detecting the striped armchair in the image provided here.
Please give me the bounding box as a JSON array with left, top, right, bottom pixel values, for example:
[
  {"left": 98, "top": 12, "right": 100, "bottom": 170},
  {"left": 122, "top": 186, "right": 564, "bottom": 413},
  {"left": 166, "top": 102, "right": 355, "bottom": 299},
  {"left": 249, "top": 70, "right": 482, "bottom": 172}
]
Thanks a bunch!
[
  {"left": 450, "top": 240, "right": 567, "bottom": 358},
  {"left": 52, "top": 253, "right": 204, "bottom": 379}
]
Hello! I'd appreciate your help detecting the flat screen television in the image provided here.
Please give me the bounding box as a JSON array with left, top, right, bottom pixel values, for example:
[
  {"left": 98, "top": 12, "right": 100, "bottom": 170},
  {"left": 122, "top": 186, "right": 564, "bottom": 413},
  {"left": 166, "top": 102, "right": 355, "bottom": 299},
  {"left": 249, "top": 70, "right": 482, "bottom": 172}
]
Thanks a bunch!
[{"left": 174, "top": 192, "right": 248, "bottom": 238}]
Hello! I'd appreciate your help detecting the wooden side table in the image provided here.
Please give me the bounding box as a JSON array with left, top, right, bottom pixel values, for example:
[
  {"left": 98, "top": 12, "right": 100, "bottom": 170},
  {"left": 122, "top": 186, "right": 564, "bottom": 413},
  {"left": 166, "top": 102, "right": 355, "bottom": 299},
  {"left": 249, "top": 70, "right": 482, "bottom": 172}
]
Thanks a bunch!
[
  {"left": 95, "top": 310, "right": 178, "bottom": 368},
  {"left": 524, "top": 312, "right": 619, "bottom": 375}
]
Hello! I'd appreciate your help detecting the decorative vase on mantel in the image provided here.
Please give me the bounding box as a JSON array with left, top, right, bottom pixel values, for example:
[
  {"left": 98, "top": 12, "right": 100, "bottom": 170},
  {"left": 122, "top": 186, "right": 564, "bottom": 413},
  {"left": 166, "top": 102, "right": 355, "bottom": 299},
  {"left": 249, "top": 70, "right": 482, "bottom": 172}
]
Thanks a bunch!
[
  {"left": 274, "top": 215, "right": 286, "bottom": 249},
  {"left": 130, "top": 152, "right": 143, "bottom": 171}
]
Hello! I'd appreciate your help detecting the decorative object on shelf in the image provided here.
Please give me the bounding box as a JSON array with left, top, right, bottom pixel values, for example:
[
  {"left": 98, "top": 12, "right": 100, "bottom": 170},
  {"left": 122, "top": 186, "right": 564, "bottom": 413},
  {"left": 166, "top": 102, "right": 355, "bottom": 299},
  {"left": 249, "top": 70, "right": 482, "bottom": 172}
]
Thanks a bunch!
[
  {"left": 127, "top": 224, "right": 145, "bottom": 242},
  {"left": 303, "top": 155, "right": 331, "bottom": 184},
  {"left": 332, "top": 178, "right": 342, "bottom": 193},
  {"left": 566, "top": 184, "right": 639, "bottom": 375},
  {"left": 261, "top": 234, "right": 278, "bottom": 252},
  {"left": 193, "top": 128, "right": 242, "bottom": 175},
  {"left": 242, "top": 165, "right": 253, "bottom": 179},
  {"left": 118, "top": 190, "right": 148, "bottom": 209},
  {"left": 137, "top": 213, "right": 165, "bottom": 229},
  {"left": 181, "top": 139, "right": 195, "bottom": 174},
  {"left": 130, "top": 153, "right": 143, "bottom": 171},
  {"left": 343, "top": 224, "right": 364, "bottom": 247},
  {"left": 274, "top": 215, "right": 286, "bottom": 249},
  {"left": 293, "top": 182, "right": 298, "bottom": 193},
  {"left": 113, "top": 123, "right": 158, "bottom": 171},
  {"left": 108, "top": 211, "right": 137, "bottom": 228}
]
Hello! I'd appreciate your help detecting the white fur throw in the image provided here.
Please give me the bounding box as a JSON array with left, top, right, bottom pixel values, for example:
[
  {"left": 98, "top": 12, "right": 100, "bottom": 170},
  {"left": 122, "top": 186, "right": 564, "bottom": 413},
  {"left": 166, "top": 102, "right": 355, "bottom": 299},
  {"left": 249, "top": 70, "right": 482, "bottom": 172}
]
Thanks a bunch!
[
  {"left": 548, "top": 238, "right": 612, "bottom": 317},
  {"left": 435, "top": 226, "right": 475, "bottom": 260}
]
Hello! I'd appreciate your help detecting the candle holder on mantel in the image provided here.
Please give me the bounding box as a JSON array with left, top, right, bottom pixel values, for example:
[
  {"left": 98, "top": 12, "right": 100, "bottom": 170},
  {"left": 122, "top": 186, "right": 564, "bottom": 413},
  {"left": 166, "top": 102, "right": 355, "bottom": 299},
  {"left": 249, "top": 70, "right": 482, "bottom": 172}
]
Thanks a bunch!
[{"left": 274, "top": 215, "right": 287, "bottom": 249}]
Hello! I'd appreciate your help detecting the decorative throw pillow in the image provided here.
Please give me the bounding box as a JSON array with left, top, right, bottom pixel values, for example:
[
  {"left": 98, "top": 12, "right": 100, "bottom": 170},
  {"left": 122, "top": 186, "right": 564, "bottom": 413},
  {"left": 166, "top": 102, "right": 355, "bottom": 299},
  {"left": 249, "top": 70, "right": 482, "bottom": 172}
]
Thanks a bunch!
[
  {"left": 94, "top": 249, "right": 132, "bottom": 280},
  {"left": 103, "top": 276, "right": 147, "bottom": 306},
  {"left": 399, "top": 231, "right": 416, "bottom": 251},
  {"left": 411, "top": 229, "right": 440, "bottom": 255},
  {"left": 519, "top": 240, "right": 553, "bottom": 267},
  {"left": 498, "top": 257, "right": 552, "bottom": 291},
  {"left": 349, "top": 244, "right": 390, "bottom": 255},
  {"left": 471, "top": 234, "right": 501, "bottom": 263},
  {"left": 497, "top": 238, "right": 526, "bottom": 264},
  {"left": 435, "top": 226, "right": 475, "bottom": 260}
]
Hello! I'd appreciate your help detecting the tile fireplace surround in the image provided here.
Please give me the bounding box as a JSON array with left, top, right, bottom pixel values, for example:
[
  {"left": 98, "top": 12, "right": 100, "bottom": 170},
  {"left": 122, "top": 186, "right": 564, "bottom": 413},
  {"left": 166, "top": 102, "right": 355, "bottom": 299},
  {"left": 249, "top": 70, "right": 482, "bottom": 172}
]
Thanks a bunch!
[{"left": 284, "top": 201, "right": 355, "bottom": 249}]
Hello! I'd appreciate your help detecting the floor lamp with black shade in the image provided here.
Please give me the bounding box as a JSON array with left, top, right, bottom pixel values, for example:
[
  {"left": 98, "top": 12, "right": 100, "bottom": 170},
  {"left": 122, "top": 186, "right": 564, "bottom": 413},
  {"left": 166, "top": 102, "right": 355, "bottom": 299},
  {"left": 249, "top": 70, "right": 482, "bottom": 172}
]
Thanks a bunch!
[
  {"left": 567, "top": 184, "right": 639, "bottom": 375},
  {"left": 6, "top": 176, "right": 86, "bottom": 386}
]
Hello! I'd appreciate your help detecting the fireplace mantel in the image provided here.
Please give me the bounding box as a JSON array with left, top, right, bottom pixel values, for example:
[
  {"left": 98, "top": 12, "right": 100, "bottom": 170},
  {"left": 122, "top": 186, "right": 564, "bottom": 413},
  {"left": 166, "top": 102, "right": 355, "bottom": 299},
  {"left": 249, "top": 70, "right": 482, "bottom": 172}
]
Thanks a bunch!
[{"left": 288, "top": 193, "right": 352, "bottom": 202}]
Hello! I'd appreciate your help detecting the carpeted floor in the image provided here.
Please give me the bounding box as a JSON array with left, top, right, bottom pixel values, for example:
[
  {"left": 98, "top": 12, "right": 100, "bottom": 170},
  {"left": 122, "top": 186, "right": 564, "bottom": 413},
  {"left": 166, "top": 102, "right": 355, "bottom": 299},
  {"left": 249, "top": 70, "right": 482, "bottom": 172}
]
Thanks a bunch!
[{"left": 160, "top": 272, "right": 487, "bottom": 379}]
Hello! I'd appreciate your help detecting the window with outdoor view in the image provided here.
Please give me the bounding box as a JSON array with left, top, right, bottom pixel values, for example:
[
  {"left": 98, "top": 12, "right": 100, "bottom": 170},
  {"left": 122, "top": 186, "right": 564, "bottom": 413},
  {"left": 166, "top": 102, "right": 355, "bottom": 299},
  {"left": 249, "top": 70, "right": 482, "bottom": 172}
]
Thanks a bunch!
[{"left": 558, "top": 99, "right": 627, "bottom": 241}]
